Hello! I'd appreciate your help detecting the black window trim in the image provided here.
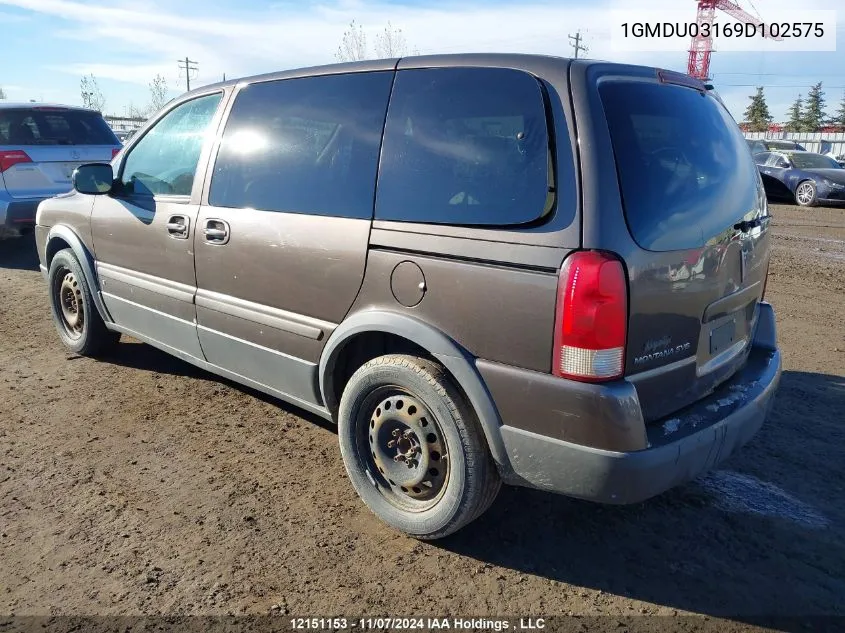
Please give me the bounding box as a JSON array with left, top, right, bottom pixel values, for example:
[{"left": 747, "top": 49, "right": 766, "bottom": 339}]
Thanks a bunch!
[
  {"left": 373, "top": 66, "right": 558, "bottom": 230},
  {"left": 200, "top": 69, "right": 397, "bottom": 211},
  {"left": 197, "top": 63, "right": 579, "bottom": 250},
  {"left": 116, "top": 89, "right": 227, "bottom": 205}
]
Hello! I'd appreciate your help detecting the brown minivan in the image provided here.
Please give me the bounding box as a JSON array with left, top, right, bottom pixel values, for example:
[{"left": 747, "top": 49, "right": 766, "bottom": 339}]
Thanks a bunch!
[{"left": 35, "top": 55, "right": 782, "bottom": 539}]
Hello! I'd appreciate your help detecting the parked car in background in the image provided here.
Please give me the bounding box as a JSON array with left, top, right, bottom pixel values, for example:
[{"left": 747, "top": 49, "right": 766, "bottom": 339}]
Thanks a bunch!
[
  {"left": 746, "top": 139, "right": 767, "bottom": 155},
  {"left": 0, "top": 103, "right": 121, "bottom": 239},
  {"left": 114, "top": 129, "right": 139, "bottom": 143},
  {"left": 754, "top": 150, "right": 845, "bottom": 207},
  {"left": 758, "top": 139, "right": 807, "bottom": 152},
  {"left": 34, "top": 55, "right": 780, "bottom": 539}
]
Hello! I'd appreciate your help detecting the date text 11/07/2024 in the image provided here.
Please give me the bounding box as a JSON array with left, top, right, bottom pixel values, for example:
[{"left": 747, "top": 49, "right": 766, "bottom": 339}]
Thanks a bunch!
[{"left": 289, "top": 618, "right": 547, "bottom": 631}]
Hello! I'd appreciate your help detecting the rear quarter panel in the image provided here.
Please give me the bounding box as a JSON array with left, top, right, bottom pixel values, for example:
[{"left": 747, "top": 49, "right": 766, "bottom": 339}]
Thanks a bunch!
[
  {"left": 570, "top": 60, "right": 772, "bottom": 421},
  {"left": 346, "top": 55, "right": 581, "bottom": 372}
]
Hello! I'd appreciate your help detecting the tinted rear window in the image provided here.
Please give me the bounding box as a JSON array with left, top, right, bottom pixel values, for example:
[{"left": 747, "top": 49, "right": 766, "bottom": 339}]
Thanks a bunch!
[
  {"left": 375, "top": 67, "right": 553, "bottom": 226},
  {"left": 790, "top": 153, "right": 840, "bottom": 169},
  {"left": 599, "top": 82, "right": 760, "bottom": 251},
  {"left": 0, "top": 109, "right": 119, "bottom": 146}
]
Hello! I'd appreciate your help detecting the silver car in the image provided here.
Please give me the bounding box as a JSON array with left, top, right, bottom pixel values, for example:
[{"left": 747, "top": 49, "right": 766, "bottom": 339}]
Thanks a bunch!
[{"left": 0, "top": 103, "right": 121, "bottom": 239}]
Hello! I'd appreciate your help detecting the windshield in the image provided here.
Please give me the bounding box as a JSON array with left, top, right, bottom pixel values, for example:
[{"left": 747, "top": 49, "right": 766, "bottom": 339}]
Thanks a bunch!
[
  {"left": 0, "top": 108, "right": 119, "bottom": 146},
  {"left": 790, "top": 153, "right": 841, "bottom": 169}
]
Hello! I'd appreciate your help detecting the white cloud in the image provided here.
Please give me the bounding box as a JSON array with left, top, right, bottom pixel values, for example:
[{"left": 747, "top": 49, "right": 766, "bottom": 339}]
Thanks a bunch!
[
  {"left": 0, "top": 0, "right": 693, "bottom": 90},
  {"left": 0, "top": 0, "right": 839, "bottom": 117}
]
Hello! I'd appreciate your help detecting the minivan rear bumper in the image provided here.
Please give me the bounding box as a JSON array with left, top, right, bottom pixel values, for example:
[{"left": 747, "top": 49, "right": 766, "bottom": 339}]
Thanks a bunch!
[
  {"left": 0, "top": 193, "right": 43, "bottom": 237},
  {"left": 492, "top": 303, "right": 781, "bottom": 504}
]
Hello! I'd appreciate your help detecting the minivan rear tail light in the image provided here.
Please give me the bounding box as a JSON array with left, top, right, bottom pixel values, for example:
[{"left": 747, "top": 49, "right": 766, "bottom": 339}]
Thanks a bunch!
[
  {"left": 112, "top": 148, "right": 121, "bottom": 159},
  {"left": 0, "top": 150, "right": 33, "bottom": 173},
  {"left": 553, "top": 251, "right": 628, "bottom": 382}
]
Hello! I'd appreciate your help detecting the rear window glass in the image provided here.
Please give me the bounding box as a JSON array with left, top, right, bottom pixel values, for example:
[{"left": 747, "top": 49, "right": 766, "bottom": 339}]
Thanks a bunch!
[
  {"left": 599, "top": 82, "right": 760, "bottom": 251},
  {"left": 789, "top": 153, "right": 840, "bottom": 169},
  {"left": 0, "top": 108, "right": 118, "bottom": 146},
  {"left": 375, "top": 67, "right": 553, "bottom": 226}
]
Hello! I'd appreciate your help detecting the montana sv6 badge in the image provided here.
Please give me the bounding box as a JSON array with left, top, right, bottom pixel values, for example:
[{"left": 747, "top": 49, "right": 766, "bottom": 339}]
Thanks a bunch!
[{"left": 633, "top": 337, "right": 692, "bottom": 366}]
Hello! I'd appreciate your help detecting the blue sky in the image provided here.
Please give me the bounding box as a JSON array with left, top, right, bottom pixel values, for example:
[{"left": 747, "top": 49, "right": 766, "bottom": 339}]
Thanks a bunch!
[{"left": 0, "top": 0, "right": 842, "bottom": 121}]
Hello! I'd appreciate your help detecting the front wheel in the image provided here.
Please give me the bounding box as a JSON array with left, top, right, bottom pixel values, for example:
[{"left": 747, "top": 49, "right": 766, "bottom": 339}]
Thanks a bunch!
[
  {"left": 795, "top": 180, "right": 818, "bottom": 207},
  {"left": 338, "top": 354, "right": 501, "bottom": 539},
  {"left": 48, "top": 249, "right": 119, "bottom": 356}
]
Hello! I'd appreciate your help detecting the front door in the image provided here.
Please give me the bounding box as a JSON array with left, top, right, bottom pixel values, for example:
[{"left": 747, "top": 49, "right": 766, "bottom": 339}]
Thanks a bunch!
[
  {"left": 91, "top": 92, "right": 225, "bottom": 362},
  {"left": 192, "top": 71, "right": 394, "bottom": 408}
]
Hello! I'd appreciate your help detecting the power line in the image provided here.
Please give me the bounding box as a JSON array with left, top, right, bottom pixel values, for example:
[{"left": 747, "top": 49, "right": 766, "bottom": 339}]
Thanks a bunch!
[
  {"left": 568, "top": 30, "right": 588, "bottom": 59},
  {"left": 745, "top": 0, "right": 762, "bottom": 21},
  {"left": 177, "top": 57, "right": 199, "bottom": 91}
]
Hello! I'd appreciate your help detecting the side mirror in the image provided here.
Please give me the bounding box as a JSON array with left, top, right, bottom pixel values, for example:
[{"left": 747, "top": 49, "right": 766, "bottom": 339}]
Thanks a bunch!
[{"left": 72, "top": 163, "right": 115, "bottom": 195}]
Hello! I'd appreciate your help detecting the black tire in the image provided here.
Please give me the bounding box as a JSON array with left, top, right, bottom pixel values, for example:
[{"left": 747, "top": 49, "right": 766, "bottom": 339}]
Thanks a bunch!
[
  {"left": 48, "top": 249, "right": 119, "bottom": 356},
  {"left": 795, "top": 180, "right": 818, "bottom": 207},
  {"left": 338, "top": 354, "right": 501, "bottom": 539}
]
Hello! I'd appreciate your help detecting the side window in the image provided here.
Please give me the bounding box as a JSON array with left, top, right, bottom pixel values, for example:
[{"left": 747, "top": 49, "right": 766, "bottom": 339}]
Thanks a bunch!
[
  {"left": 767, "top": 154, "right": 788, "bottom": 168},
  {"left": 208, "top": 72, "right": 393, "bottom": 218},
  {"left": 121, "top": 93, "right": 222, "bottom": 197},
  {"left": 754, "top": 152, "right": 770, "bottom": 166},
  {"left": 375, "top": 67, "right": 553, "bottom": 226}
]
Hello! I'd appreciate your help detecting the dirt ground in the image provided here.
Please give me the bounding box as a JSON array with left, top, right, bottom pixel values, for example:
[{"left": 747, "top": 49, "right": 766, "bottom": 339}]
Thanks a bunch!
[{"left": 1, "top": 204, "right": 843, "bottom": 629}]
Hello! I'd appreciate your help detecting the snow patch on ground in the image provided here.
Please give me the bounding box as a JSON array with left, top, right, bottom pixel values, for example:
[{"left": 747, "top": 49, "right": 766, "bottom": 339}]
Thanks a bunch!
[{"left": 698, "top": 470, "right": 830, "bottom": 530}]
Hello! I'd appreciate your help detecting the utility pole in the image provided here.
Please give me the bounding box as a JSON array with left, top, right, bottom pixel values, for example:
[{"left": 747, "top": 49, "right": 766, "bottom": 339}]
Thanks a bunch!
[
  {"left": 569, "top": 31, "right": 589, "bottom": 59},
  {"left": 178, "top": 57, "right": 199, "bottom": 91}
]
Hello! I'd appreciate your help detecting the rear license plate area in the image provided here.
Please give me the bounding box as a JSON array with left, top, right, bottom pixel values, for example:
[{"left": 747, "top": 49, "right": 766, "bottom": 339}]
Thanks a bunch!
[{"left": 710, "top": 319, "right": 737, "bottom": 355}]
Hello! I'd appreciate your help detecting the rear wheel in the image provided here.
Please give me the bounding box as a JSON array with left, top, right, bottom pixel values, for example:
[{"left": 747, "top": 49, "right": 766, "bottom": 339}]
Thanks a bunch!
[
  {"left": 338, "top": 354, "right": 501, "bottom": 539},
  {"left": 795, "top": 180, "right": 818, "bottom": 207},
  {"left": 48, "top": 249, "right": 119, "bottom": 356}
]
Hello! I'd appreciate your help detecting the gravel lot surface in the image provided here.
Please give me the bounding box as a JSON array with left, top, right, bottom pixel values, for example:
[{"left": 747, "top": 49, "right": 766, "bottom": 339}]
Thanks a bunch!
[{"left": 1, "top": 204, "right": 843, "bottom": 631}]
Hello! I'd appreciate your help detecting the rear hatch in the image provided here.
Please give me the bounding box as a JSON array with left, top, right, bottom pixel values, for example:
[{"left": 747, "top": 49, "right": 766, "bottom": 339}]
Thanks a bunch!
[
  {"left": 597, "top": 73, "right": 771, "bottom": 422},
  {"left": 0, "top": 107, "right": 120, "bottom": 199}
]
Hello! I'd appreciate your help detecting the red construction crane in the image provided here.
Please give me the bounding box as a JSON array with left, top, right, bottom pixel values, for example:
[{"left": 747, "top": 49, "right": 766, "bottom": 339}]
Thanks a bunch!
[{"left": 687, "top": 0, "right": 779, "bottom": 81}]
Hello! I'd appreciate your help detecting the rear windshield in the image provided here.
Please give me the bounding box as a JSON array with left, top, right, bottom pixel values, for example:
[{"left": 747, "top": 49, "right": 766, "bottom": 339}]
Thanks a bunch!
[
  {"left": 0, "top": 108, "right": 119, "bottom": 146},
  {"left": 790, "top": 153, "right": 841, "bottom": 169},
  {"left": 768, "top": 140, "right": 805, "bottom": 151},
  {"left": 599, "top": 82, "right": 761, "bottom": 251}
]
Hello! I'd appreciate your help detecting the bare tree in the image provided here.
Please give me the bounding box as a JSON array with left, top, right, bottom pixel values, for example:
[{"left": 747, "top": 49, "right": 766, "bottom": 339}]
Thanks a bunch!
[
  {"left": 147, "top": 74, "right": 168, "bottom": 115},
  {"left": 374, "top": 21, "right": 410, "bottom": 58},
  {"left": 80, "top": 74, "right": 106, "bottom": 111},
  {"left": 335, "top": 20, "right": 368, "bottom": 62},
  {"left": 124, "top": 103, "right": 146, "bottom": 119},
  {"left": 0, "top": 86, "right": 6, "bottom": 100}
]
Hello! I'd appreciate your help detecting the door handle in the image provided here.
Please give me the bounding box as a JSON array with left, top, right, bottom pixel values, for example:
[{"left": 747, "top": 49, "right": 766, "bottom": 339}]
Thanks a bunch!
[
  {"left": 166, "top": 215, "right": 190, "bottom": 239},
  {"left": 203, "top": 219, "right": 230, "bottom": 245}
]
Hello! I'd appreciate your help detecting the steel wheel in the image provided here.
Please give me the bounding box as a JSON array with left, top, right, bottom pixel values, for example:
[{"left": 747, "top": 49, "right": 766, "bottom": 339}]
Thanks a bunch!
[
  {"left": 796, "top": 181, "right": 816, "bottom": 206},
  {"left": 361, "top": 388, "right": 449, "bottom": 512},
  {"left": 54, "top": 268, "right": 85, "bottom": 340}
]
